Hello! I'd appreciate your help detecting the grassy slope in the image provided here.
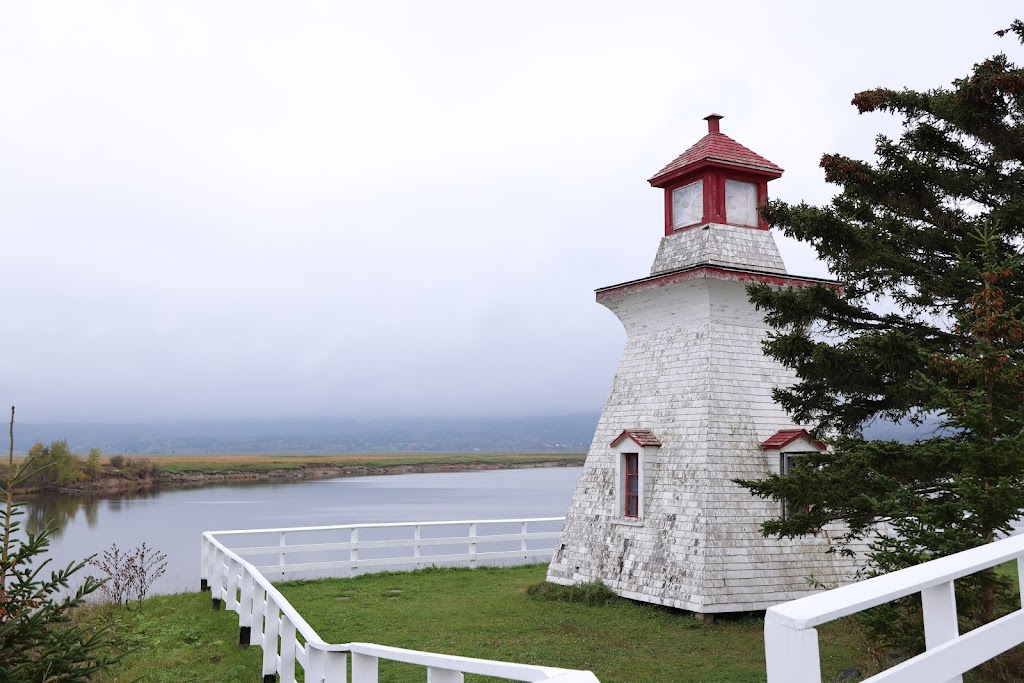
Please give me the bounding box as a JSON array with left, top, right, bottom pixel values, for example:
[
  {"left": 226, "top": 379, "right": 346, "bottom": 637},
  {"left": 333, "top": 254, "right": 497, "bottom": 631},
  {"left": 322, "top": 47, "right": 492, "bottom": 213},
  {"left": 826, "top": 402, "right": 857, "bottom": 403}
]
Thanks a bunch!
[{"left": 92, "top": 564, "right": 871, "bottom": 683}]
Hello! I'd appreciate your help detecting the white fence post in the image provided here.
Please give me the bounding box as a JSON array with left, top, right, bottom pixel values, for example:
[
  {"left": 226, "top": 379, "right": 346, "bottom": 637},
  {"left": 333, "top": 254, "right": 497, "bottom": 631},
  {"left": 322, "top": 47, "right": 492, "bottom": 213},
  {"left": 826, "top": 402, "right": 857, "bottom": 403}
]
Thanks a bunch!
[
  {"left": 200, "top": 535, "right": 209, "bottom": 591},
  {"left": 351, "top": 652, "right": 379, "bottom": 683},
  {"left": 262, "top": 601, "right": 280, "bottom": 683},
  {"left": 521, "top": 521, "right": 528, "bottom": 556},
  {"left": 1018, "top": 556, "right": 1024, "bottom": 609},
  {"left": 921, "top": 581, "right": 963, "bottom": 683},
  {"left": 325, "top": 651, "right": 347, "bottom": 682},
  {"left": 205, "top": 537, "right": 217, "bottom": 594},
  {"left": 351, "top": 528, "right": 359, "bottom": 574},
  {"left": 305, "top": 647, "right": 326, "bottom": 683},
  {"left": 211, "top": 546, "right": 224, "bottom": 609},
  {"left": 427, "top": 667, "right": 465, "bottom": 683},
  {"left": 238, "top": 571, "right": 254, "bottom": 645},
  {"left": 279, "top": 614, "right": 296, "bottom": 683},
  {"left": 278, "top": 531, "right": 287, "bottom": 571},
  {"left": 414, "top": 525, "right": 421, "bottom": 568},
  {"left": 764, "top": 616, "right": 821, "bottom": 683},
  {"left": 469, "top": 523, "right": 477, "bottom": 568},
  {"left": 250, "top": 584, "right": 266, "bottom": 646},
  {"left": 226, "top": 557, "right": 239, "bottom": 612}
]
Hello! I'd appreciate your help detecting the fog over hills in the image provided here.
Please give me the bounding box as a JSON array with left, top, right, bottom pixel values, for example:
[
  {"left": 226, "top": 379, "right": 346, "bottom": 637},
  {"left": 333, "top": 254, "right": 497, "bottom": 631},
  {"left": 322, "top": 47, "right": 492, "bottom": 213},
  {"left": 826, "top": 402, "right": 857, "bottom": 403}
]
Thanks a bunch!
[
  {"left": 12, "top": 412, "right": 941, "bottom": 456},
  {"left": 13, "top": 414, "right": 601, "bottom": 455}
]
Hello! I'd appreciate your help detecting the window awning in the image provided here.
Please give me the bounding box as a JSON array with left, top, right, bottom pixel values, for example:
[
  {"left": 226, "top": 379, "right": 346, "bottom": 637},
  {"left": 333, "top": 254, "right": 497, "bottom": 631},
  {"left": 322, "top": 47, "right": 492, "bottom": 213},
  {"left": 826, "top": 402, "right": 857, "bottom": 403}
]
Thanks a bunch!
[
  {"left": 611, "top": 429, "right": 662, "bottom": 448},
  {"left": 760, "top": 429, "right": 826, "bottom": 451}
]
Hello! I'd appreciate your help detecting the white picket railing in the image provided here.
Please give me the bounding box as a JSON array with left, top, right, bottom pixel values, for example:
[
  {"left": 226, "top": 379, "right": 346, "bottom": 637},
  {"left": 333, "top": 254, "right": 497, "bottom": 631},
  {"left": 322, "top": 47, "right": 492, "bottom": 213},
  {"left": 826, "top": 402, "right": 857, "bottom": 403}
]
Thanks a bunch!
[
  {"left": 201, "top": 518, "right": 599, "bottom": 683},
  {"left": 765, "top": 532, "right": 1024, "bottom": 683},
  {"left": 204, "top": 518, "right": 565, "bottom": 579}
]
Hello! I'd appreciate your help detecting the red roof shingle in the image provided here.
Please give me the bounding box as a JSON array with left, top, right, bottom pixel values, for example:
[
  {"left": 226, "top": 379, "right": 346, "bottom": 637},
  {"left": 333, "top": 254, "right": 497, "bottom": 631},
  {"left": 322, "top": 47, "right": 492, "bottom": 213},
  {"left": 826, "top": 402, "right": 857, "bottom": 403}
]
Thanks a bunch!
[
  {"left": 760, "top": 429, "right": 826, "bottom": 451},
  {"left": 649, "top": 131, "right": 783, "bottom": 186},
  {"left": 611, "top": 429, "right": 662, "bottom": 448}
]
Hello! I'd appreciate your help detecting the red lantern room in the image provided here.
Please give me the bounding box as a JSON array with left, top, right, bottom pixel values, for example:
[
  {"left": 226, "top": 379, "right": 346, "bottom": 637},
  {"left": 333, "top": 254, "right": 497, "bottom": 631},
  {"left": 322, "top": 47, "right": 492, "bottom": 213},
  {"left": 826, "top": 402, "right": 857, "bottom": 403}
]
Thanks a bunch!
[{"left": 648, "top": 114, "right": 783, "bottom": 236}]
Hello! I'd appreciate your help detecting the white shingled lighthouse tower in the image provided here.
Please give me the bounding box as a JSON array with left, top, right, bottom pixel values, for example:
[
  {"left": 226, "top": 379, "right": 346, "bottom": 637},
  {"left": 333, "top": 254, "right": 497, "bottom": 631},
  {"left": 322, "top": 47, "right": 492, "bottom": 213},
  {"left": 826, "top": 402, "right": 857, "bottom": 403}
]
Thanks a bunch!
[{"left": 547, "top": 114, "right": 858, "bottom": 617}]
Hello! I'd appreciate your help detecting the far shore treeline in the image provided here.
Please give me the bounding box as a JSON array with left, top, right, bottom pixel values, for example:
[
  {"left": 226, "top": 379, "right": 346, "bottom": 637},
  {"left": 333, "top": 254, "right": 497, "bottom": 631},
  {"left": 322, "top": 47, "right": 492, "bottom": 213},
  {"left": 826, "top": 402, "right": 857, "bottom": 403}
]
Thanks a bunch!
[{"left": 14, "top": 447, "right": 586, "bottom": 496}]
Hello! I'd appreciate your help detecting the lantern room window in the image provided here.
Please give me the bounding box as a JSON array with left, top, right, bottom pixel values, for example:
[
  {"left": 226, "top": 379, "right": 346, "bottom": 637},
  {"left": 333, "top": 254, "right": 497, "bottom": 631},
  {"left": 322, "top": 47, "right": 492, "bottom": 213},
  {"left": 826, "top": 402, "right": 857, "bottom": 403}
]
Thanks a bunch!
[
  {"left": 623, "top": 453, "right": 639, "bottom": 518},
  {"left": 671, "top": 180, "right": 703, "bottom": 229},
  {"left": 725, "top": 179, "right": 759, "bottom": 227}
]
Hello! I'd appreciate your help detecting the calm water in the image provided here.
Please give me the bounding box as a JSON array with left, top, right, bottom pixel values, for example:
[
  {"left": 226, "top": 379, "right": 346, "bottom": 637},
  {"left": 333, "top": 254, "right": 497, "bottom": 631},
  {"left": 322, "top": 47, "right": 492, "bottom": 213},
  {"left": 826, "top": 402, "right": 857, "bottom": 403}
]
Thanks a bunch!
[{"left": 17, "top": 467, "right": 583, "bottom": 595}]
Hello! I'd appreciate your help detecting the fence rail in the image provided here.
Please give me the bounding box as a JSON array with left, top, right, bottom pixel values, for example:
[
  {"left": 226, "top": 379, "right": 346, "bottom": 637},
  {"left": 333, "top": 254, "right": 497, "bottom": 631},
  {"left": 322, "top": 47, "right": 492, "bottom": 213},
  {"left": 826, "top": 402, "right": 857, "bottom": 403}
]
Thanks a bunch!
[
  {"left": 765, "top": 532, "right": 1024, "bottom": 683},
  {"left": 201, "top": 518, "right": 600, "bottom": 683}
]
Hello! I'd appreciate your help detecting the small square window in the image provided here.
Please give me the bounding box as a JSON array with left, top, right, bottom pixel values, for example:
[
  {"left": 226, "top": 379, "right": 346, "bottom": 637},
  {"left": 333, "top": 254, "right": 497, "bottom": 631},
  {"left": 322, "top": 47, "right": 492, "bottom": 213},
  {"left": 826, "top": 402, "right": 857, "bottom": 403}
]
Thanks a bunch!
[
  {"left": 672, "top": 180, "right": 703, "bottom": 229},
  {"left": 725, "top": 179, "right": 759, "bottom": 227}
]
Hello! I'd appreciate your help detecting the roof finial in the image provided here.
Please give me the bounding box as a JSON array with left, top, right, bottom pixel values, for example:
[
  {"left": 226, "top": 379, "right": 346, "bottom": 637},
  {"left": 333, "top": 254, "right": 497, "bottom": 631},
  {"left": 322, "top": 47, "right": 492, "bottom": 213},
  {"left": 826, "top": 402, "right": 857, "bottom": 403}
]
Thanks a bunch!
[{"left": 704, "top": 113, "right": 723, "bottom": 134}]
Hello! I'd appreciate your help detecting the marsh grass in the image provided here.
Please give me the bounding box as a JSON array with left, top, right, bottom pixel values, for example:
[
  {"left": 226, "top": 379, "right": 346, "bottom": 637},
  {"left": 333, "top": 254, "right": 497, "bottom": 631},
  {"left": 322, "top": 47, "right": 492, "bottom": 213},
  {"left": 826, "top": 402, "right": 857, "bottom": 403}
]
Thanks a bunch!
[{"left": 147, "top": 452, "right": 585, "bottom": 474}]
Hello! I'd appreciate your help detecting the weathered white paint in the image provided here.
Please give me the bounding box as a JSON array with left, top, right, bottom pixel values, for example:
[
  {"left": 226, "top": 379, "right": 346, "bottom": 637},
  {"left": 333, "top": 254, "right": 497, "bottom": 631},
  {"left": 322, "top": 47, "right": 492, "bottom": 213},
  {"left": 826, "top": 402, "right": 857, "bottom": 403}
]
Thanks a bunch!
[
  {"left": 766, "top": 533, "right": 1024, "bottom": 683},
  {"left": 201, "top": 519, "right": 600, "bottom": 683},
  {"left": 548, "top": 220, "right": 860, "bottom": 613}
]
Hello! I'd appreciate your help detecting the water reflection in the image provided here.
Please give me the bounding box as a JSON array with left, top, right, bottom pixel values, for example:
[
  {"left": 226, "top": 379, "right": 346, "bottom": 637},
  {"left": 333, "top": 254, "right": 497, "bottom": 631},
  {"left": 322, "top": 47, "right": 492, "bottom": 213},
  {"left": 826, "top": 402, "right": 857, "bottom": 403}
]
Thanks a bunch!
[
  {"left": 14, "top": 467, "right": 583, "bottom": 595},
  {"left": 19, "top": 494, "right": 103, "bottom": 538},
  {"left": 19, "top": 476, "right": 352, "bottom": 536}
]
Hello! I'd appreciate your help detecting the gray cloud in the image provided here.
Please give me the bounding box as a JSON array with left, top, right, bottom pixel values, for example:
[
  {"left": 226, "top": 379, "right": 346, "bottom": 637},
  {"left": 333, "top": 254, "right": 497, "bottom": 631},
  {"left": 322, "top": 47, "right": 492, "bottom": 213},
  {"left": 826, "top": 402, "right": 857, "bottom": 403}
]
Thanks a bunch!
[{"left": 1, "top": 1, "right": 1018, "bottom": 421}]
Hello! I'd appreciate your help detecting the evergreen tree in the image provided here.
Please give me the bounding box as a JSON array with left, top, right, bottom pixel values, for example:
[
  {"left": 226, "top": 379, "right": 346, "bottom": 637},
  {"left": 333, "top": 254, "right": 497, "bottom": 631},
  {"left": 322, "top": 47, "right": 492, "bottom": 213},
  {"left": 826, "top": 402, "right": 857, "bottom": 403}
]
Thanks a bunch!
[
  {"left": 737, "top": 21, "right": 1024, "bottom": 654},
  {"left": 1, "top": 408, "right": 116, "bottom": 681}
]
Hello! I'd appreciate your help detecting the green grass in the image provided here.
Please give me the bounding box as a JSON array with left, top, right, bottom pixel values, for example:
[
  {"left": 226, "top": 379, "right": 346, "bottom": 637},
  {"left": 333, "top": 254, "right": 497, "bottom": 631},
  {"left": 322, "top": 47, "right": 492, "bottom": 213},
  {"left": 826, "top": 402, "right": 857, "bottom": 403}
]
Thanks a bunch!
[
  {"left": 278, "top": 564, "right": 872, "bottom": 683},
  {"left": 84, "top": 564, "right": 873, "bottom": 683},
  {"left": 85, "top": 593, "right": 266, "bottom": 683}
]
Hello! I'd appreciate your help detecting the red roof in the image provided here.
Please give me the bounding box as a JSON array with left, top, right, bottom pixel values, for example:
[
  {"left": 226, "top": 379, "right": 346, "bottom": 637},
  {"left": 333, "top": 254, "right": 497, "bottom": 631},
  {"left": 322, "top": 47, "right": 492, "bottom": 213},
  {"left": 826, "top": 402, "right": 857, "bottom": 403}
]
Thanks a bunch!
[
  {"left": 649, "top": 131, "right": 783, "bottom": 187},
  {"left": 760, "top": 429, "right": 826, "bottom": 451},
  {"left": 611, "top": 429, "right": 662, "bottom": 448}
]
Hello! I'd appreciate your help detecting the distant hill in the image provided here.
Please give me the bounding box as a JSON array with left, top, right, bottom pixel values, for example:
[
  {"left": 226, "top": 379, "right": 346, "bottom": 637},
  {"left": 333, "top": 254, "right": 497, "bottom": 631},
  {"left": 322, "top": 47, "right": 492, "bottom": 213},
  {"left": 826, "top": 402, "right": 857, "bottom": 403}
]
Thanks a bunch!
[
  {"left": 13, "top": 411, "right": 948, "bottom": 455},
  {"left": 13, "top": 414, "right": 601, "bottom": 455}
]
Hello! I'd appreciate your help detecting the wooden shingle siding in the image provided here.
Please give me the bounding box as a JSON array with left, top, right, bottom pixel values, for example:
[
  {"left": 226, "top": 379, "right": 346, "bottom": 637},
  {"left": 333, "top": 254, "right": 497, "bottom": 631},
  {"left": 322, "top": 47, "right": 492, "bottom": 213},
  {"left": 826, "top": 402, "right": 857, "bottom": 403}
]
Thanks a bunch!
[
  {"left": 547, "top": 223, "right": 861, "bottom": 615},
  {"left": 651, "top": 223, "right": 788, "bottom": 275}
]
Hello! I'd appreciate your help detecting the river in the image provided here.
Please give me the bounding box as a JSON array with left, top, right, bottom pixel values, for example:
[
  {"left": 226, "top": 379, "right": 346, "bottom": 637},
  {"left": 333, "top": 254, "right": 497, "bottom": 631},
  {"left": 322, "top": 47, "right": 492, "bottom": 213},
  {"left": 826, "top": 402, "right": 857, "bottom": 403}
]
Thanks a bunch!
[{"left": 16, "top": 466, "right": 583, "bottom": 596}]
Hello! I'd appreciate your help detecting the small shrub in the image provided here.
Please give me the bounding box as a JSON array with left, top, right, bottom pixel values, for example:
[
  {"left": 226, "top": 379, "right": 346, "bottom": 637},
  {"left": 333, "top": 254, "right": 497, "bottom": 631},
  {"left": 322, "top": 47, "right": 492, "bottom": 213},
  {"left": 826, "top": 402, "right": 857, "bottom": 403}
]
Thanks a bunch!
[
  {"left": 20, "top": 439, "right": 86, "bottom": 486},
  {"left": 109, "top": 455, "right": 125, "bottom": 469},
  {"left": 526, "top": 580, "right": 618, "bottom": 605},
  {"left": 88, "top": 542, "right": 168, "bottom": 605},
  {"left": 84, "top": 448, "right": 102, "bottom": 479},
  {"left": 122, "top": 457, "right": 160, "bottom": 479}
]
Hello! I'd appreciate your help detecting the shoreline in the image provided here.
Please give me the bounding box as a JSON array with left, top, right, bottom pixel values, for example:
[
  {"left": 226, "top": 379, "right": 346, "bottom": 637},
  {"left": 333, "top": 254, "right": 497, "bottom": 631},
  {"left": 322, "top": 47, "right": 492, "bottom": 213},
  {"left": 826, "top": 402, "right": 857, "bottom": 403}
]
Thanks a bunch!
[{"left": 20, "top": 454, "right": 586, "bottom": 496}]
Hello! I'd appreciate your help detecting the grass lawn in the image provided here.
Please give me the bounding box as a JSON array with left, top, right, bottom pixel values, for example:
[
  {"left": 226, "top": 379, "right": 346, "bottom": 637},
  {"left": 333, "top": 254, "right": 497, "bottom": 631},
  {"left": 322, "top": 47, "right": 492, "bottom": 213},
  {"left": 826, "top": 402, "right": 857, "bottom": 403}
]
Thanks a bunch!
[
  {"left": 86, "top": 592, "right": 266, "bottom": 683},
  {"left": 77, "top": 560, "right": 1024, "bottom": 682},
  {"left": 87, "top": 564, "right": 874, "bottom": 682},
  {"left": 279, "top": 564, "right": 872, "bottom": 683}
]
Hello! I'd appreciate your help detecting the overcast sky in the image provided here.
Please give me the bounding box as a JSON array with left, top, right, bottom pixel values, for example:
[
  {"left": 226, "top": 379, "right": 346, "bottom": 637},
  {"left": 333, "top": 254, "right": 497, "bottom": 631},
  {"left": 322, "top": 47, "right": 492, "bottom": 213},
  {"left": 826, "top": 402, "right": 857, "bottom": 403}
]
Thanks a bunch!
[{"left": 1, "top": 2, "right": 1019, "bottom": 423}]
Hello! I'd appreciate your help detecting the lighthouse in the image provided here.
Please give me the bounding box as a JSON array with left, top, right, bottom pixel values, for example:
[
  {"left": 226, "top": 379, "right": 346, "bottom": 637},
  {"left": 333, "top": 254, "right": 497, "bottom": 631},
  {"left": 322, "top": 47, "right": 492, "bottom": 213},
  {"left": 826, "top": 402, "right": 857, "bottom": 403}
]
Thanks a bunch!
[{"left": 546, "top": 115, "right": 858, "bottom": 616}]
